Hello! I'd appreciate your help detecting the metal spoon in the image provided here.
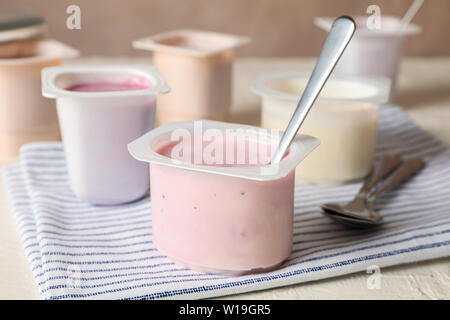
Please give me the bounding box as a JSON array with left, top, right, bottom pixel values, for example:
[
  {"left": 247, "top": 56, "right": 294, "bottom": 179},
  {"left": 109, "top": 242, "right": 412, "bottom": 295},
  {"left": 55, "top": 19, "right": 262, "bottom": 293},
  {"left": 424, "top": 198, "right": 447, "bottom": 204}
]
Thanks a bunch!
[
  {"left": 321, "top": 154, "right": 403, "bottom": 220},
  {"left": 321, "top": 157, "right": 426, "bottom": 228},
  {"left": 271, "top": 16, "right": 355, "bottom": 164}
]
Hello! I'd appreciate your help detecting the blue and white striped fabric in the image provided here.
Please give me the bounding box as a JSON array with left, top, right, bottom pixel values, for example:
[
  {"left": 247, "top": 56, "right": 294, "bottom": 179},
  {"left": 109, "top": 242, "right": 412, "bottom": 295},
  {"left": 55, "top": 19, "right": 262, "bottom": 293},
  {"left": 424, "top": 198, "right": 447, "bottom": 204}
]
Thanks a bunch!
[{"left": 2, "top": 105, "right": 450, "bottom": 300}]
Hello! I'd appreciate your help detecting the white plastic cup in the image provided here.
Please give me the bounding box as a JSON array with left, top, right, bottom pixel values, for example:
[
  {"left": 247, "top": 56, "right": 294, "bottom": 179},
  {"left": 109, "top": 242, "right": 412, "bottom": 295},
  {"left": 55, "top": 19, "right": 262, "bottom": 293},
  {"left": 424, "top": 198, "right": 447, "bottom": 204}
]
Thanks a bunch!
[
  {"left": 41, "top": 66, "right": 169, "bottom": 205},
  {"left": 252, "top": 71, "right": 390, "bottom": 185},
  {"left": 315, "top": 16, "right": 421, "bottom": 102}
]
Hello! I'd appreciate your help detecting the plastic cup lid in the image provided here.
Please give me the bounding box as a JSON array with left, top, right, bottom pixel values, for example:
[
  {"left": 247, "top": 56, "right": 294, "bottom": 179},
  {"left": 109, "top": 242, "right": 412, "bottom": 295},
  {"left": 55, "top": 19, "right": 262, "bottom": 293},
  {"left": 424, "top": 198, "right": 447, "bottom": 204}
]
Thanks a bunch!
[
  {"left": 0, "top": 39, "right": 79, "bottom": 65},
  {"left": 41, "top": 65, "right": 170, "bottom": 99},
  {"left": 251, "top": 71, "right": 391, "bottom": 105},
  {"left": 128, "top": 120, "right": 320, "bottom": 181},
  {"left": 315, "top": 15, "right": 421, "bottom": 37},
  {"left": 133, "top": 29, "right": 250, "bottom": 57}
]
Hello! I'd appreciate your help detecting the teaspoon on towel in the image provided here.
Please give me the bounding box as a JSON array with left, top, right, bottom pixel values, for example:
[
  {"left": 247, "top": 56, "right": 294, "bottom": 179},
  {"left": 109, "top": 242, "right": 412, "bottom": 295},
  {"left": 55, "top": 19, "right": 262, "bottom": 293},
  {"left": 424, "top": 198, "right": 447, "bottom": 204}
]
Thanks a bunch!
[{"left": 321, "top": 157, "right": 425, "bottom": 228}]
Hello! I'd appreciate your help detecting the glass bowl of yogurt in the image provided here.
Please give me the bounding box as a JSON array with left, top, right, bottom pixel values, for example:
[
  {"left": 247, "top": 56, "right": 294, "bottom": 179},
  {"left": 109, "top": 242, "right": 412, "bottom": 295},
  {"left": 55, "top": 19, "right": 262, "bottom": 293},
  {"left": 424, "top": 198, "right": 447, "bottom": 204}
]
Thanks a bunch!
[
  {"left": 128, "top": 120, "right": 319, "bottom": 275},
  {"left": 251, "top": 71, "right": 390, "bottom": 185}
]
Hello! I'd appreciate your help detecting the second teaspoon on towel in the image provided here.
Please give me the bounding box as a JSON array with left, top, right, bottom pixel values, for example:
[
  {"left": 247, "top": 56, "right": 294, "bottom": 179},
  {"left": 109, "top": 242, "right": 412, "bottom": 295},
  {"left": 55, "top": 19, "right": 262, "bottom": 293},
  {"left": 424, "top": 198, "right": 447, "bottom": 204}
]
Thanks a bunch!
[{"left": 321, "top": 157, "right": 426, "bottom": 228}]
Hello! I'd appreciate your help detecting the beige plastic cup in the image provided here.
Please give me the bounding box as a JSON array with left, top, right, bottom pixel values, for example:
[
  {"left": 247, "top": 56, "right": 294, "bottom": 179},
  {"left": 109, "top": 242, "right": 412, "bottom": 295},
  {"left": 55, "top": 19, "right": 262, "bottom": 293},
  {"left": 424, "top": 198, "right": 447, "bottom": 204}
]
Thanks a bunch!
[
  {"left": 252, "top": 71, "right": 390, "bottom": 185},
  {"left": 133, "top": 29, "right": 249, "bottom": 124},
  {"left": 0, "top": 39, "right": 79, "bottom": 157},
  {"left": 315, "top": 16, "right": 421, "bottom": 102}
]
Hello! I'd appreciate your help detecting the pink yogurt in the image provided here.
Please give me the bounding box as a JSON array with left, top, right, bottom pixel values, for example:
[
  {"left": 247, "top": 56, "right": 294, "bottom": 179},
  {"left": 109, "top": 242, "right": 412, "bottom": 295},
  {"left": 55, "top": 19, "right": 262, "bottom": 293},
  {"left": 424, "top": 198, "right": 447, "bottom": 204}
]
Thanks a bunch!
[
  {"left": 149, "top": 139, "right": 295, "bottom": 275},
  {"left": 66, "top": 81, "right": 151, "bottom": 92}
]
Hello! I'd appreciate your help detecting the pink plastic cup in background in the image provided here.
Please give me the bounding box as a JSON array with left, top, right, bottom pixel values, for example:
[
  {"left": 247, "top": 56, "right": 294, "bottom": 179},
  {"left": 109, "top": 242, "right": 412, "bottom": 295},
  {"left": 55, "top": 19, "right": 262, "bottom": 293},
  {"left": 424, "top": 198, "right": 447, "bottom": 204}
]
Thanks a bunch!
[
  {"left": 133, "top": 29, "right": 249, "bottom": 124},
  {"left": 315, "top": 16, "right": 421, "bottom": 102},
  {"left": 0, "top": 39, "right": 79, "bottom": 157},
  {"left": 128, "top": 120, "right": 320, "bottom": 275},
  {"left": 41, "top": 65, "right": 169, "bottom": 205}
]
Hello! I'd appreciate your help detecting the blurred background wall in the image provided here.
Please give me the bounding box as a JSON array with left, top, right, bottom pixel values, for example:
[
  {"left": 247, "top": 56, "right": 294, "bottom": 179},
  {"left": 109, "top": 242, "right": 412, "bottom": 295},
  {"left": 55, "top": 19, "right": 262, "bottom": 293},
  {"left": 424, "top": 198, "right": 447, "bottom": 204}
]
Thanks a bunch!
[{"left": 1, "top": 0, "right": 449, "bottom": 57}]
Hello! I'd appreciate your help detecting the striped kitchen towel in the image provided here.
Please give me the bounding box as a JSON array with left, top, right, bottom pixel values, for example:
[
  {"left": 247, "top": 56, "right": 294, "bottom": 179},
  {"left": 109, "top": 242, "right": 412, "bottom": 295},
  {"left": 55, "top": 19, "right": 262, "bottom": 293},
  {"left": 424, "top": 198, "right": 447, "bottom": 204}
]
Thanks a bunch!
[{"left": 2, "top": 105, "right": 450, "bottom": 300}]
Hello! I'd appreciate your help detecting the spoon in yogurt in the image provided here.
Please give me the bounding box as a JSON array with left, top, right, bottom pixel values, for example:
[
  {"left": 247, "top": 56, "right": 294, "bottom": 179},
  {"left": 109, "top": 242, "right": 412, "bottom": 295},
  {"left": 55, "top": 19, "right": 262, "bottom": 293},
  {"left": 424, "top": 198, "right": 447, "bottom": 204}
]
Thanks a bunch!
[{"left": 271, "top": 16, "right": 356, "bottom": 164}]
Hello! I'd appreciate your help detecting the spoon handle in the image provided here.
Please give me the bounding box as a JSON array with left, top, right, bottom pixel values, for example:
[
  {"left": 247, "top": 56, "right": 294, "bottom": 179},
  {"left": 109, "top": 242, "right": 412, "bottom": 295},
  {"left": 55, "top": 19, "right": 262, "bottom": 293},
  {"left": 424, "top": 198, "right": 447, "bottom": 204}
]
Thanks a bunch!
[
  {"left": 271, "top": 16, "right": 355, "bottom": 164},
  {"left": 368, "top": 158, "right": 425, "bottom": 201},
  {"left": 357, "top": 154, "right": 403, "bottom": 196}
]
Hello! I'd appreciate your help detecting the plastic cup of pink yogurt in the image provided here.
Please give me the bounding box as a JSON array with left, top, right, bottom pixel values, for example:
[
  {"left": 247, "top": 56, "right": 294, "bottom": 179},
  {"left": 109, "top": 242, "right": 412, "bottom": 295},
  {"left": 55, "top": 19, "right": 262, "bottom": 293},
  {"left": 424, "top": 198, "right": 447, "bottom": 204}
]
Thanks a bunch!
[
  {"left": 0, "top": 39, "right": 79, "bottom": 157},
  {"left": 128, "top": 120, "right": 319, "bottom": 275},
  {"left": 41, "top": 65, "right": 169, "bottom": 205}
]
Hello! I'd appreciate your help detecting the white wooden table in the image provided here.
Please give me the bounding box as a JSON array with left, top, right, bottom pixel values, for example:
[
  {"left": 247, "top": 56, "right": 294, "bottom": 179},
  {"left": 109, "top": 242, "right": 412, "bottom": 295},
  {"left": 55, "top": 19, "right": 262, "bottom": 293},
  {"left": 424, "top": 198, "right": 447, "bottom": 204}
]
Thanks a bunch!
[{"left": 0, "top": 57, "right": 449, "bottom": 299}]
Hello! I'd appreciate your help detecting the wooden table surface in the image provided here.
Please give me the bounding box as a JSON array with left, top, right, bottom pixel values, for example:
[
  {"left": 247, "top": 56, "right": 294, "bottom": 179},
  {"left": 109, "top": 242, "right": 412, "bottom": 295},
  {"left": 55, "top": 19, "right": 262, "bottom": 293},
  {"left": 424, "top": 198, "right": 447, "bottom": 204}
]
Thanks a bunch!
[{"left": 0, "top": 57, "right": 449, "bottom": 299}]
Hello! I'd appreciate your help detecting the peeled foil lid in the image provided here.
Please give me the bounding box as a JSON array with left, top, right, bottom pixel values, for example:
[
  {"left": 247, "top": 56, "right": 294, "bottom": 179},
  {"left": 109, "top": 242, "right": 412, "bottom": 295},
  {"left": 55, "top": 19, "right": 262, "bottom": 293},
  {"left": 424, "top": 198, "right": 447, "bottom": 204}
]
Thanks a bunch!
[{"left": 0, "top": 8, "right": 47, "bottom": 44}]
